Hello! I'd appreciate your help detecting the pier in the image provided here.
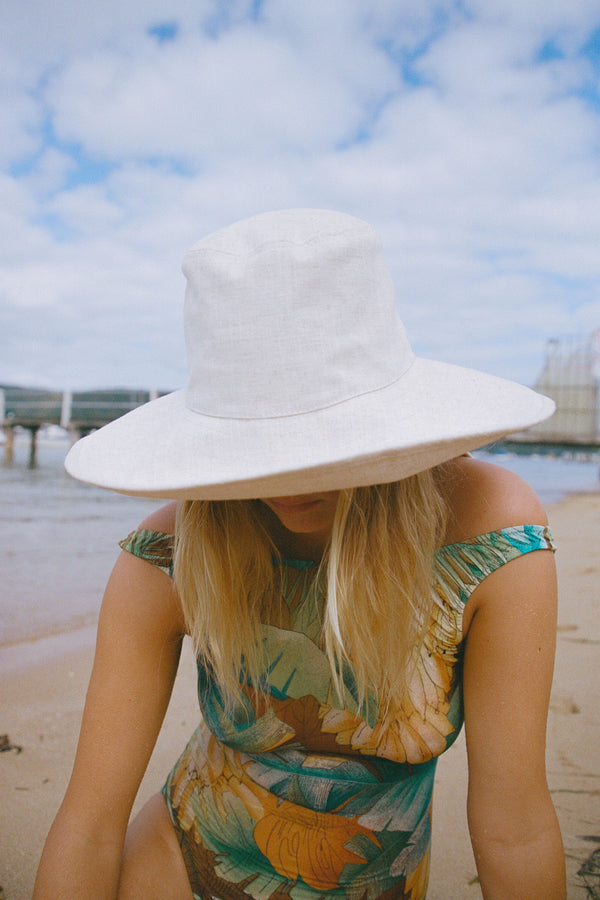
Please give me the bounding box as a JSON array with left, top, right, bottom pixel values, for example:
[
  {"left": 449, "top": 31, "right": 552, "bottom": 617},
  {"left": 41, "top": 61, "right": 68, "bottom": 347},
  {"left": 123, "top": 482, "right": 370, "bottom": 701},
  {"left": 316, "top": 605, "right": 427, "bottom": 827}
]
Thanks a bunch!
[
  {"left": 1, "top": 386, "right": 168, "bottom": 467},
  {"left": 3, "top": 330, "right": 600, "bottom": 468}
]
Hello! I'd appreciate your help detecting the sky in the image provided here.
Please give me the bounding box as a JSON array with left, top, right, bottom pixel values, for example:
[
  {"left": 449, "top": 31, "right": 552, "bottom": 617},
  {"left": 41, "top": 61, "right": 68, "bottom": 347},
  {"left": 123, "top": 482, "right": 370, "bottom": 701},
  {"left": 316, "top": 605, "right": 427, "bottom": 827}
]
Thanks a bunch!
[{"left": 2, "top": 0, "right": 600, "bottom": 392}]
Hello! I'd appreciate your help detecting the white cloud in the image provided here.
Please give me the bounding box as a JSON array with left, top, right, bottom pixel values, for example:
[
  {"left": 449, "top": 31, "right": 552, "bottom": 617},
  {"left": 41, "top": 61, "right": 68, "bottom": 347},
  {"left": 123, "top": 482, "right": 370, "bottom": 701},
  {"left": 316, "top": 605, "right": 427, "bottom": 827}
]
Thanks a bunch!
[
  {"left": 465, "top": 0, "right": 600, "bottom": 40},
  {"left": 1, "top": 0, "right": 600, "bottom": 391},
  {"left": 43, "top": 23, "right": 399, "bottom": 164},
  {"left": 0, "top": 53, "right": 43, "bottom": 168}
]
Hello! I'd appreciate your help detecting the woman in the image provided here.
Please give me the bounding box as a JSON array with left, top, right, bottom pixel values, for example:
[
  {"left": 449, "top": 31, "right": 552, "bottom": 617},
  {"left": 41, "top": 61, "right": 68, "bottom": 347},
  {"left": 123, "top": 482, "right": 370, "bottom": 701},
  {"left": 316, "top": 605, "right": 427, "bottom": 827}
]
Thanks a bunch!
[{"left": 34, "top": 209, "right": 566, "bottom": 899}]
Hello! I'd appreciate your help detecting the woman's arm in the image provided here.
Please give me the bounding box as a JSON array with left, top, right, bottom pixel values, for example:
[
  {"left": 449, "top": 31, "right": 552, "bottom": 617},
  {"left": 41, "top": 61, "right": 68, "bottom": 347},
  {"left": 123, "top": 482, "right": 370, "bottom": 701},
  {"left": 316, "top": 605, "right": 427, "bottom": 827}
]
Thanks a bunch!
[
  {"left": 463, "top": 526, "right": 566, "bottom": 898},
  {"left": 33, "top": 514, "right": 186, "bottom": 899}
]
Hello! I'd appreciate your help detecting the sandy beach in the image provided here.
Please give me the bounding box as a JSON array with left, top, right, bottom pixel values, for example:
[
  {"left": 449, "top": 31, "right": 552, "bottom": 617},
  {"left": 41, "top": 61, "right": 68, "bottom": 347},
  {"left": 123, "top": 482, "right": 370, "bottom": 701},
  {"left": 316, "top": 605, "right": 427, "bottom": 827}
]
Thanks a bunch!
[{"left": 1, "top": 491, "right": 598, "bottom": 899}]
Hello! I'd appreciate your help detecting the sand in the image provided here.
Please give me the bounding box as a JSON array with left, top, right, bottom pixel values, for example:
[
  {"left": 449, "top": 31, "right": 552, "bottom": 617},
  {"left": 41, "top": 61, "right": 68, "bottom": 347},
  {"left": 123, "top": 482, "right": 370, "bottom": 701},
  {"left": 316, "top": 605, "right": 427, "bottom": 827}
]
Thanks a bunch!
[{"left": 1, "top": 492, "right": 598, "bottom": 899}]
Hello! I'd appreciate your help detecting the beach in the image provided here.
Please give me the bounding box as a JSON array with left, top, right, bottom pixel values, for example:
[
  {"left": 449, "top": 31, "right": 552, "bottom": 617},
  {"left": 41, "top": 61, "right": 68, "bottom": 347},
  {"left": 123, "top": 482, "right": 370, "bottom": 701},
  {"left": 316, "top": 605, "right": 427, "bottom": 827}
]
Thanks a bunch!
[{"left": 1, "top": 465, "right": 599, "bottom": 897}]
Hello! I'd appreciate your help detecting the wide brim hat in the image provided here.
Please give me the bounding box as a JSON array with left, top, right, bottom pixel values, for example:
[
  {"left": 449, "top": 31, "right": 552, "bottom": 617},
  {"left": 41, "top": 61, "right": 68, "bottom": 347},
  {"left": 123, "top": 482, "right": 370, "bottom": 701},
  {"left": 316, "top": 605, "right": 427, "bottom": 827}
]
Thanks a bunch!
[{"left": 65, "top": 209, "right": 554, "bottom": 500}]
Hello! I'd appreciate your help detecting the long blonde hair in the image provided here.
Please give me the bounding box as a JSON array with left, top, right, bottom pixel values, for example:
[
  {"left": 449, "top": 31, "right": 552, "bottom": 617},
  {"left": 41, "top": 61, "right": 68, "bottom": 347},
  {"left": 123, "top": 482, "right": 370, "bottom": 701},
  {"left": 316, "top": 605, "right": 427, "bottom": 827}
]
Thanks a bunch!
[{"left": 174, "top": 470, "right": 447, "bottom": 709}]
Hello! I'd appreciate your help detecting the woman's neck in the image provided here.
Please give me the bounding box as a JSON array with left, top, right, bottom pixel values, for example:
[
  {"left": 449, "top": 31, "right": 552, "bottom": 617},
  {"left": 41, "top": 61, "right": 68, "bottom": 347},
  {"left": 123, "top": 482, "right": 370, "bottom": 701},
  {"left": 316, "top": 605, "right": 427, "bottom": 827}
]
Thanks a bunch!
[{"left": 261, "top": 507, "right": 330, "bottom": 562}]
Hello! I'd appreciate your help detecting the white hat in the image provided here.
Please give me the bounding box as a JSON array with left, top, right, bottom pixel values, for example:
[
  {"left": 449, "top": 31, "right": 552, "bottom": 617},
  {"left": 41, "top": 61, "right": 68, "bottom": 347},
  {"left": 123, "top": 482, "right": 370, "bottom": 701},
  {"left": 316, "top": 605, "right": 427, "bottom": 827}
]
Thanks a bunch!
[{"left": 65, "top": 209, "right": 554, "bottom": 500}]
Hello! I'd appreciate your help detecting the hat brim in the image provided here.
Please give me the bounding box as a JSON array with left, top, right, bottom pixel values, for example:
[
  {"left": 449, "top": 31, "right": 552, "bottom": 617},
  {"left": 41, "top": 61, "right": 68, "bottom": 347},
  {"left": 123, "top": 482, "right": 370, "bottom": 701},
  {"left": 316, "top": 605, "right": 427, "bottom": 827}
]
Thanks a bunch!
[{"left": 64, "top": 358, "right": 555, "bottom": 500}]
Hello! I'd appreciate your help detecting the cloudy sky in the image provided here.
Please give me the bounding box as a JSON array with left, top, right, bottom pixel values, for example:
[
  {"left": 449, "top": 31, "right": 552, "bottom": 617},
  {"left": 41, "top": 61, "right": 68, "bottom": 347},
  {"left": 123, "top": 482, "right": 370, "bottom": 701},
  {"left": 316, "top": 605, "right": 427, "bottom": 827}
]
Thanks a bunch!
[{"left": 2, "top": 0, "right": 600, "bottom": 392}]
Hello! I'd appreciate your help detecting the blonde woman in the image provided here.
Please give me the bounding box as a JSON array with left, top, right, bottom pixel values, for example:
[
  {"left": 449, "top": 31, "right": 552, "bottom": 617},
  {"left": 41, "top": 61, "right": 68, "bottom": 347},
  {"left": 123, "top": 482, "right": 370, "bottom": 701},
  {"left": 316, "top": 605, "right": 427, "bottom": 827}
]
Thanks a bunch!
[{"left": 34, "top": 210, "right": 565, "bottom": 900}]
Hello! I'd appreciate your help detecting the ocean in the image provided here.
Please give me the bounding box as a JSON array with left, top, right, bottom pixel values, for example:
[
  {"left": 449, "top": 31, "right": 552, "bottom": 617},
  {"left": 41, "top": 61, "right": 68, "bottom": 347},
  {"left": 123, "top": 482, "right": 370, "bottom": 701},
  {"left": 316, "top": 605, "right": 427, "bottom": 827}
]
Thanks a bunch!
[{"left": 1, "top": 435, "right": 599, "bottom": 647}]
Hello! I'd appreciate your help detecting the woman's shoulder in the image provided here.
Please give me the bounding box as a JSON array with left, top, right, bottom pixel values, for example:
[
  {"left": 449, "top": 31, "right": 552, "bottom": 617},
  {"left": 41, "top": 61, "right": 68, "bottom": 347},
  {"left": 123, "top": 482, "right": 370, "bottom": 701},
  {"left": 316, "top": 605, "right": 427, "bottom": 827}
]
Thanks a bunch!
[
  {"left": 118, "top": 502, "right": 178, "bottom": 577},
  {"left": 439, "top": 455, "right": 548, "bottom": 545},
  {"left": 137, "top": 501, "right": 178, "bottom": 535}
]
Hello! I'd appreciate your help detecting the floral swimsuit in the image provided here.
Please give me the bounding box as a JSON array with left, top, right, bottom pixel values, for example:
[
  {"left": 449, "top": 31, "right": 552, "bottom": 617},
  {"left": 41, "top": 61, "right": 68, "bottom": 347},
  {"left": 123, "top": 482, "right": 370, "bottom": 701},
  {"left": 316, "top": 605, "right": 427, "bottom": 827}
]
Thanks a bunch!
[{"left": 120, "top": 524, "right": 554, "bottom": 900}]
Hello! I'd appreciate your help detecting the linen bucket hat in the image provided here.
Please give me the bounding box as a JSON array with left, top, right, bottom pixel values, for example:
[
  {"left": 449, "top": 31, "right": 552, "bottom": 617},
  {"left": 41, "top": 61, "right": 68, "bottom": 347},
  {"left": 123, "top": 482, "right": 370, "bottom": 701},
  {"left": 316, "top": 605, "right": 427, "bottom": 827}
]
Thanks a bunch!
[{"left": 65, "top": 209, "right": 555, "bottom": 500}]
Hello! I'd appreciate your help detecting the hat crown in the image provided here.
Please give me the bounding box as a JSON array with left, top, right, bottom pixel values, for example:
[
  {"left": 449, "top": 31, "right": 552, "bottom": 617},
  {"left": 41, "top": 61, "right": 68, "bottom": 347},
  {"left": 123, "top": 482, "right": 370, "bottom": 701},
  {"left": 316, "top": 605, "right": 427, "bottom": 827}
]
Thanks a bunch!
[
  {"left": 65, "top": 207, "right": 555, "bottom": 499},
  {"left": 182, "top": 209, "right": 413, "bottom": 419}
]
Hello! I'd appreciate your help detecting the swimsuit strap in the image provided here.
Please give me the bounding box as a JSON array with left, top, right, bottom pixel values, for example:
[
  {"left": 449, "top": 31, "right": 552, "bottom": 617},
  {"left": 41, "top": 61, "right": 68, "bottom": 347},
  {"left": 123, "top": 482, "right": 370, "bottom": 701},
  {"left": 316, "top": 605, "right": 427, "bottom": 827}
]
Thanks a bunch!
[
  {"left": 119, "top": 528, "right": 174, "bottom": 577},
  {"left": 434, "top": 524, "right": 555, "bottom": 606}
]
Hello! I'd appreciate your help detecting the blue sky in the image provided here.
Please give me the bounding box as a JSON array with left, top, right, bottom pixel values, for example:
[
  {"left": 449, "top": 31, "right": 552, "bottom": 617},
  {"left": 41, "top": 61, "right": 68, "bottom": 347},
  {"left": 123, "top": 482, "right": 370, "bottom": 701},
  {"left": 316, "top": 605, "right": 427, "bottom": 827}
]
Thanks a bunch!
[{"left": 2, "top": 0, "right": 600, "bottom": 390}]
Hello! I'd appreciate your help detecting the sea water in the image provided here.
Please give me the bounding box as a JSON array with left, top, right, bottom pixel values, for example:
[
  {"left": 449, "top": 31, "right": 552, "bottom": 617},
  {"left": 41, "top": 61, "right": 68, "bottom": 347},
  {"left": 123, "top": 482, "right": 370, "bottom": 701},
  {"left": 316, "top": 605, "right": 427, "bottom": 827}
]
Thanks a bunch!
[
  {"left": 1, "top": 438, "right": 157, "bottom": 646},
  {"left": 1, "top": 436, "right": 598, "bottom": 646}
]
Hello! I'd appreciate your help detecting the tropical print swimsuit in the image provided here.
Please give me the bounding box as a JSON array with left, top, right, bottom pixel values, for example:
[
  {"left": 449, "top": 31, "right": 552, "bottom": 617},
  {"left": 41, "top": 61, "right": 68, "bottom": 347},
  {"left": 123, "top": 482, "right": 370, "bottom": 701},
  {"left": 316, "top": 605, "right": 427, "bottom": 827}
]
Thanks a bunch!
[{"left": 120, "top": 524, "right": 554, "bottom": 900}]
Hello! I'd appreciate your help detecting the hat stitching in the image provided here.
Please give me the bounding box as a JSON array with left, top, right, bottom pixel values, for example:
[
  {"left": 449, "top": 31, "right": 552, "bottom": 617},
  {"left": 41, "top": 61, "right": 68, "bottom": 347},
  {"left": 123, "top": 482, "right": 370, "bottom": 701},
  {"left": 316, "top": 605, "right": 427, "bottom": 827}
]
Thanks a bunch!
[
  {"left": 184, "top": 355, "right": 418, "bottom": 422},
  {"left": 184, "top": 226, "right": 368, "bottom": 260}
]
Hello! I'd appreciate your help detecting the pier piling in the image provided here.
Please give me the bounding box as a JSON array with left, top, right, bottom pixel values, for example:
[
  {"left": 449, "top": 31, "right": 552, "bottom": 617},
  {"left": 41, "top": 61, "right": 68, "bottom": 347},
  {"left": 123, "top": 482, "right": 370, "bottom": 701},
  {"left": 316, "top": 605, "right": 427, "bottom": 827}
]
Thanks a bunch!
[
  {"left": 2, "top": 425, "right": 14, "bottom": 467},
  {"left": 26, "top": 425, "right": 41, "bottom": 469}
]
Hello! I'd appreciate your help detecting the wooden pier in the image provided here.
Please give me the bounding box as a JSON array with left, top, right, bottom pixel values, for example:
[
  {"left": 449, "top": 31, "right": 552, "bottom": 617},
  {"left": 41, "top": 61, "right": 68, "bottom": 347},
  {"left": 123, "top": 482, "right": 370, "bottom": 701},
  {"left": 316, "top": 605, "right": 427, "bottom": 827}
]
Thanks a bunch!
[{"left": 0, "top": 386, "right": 168, "bottom": 467}]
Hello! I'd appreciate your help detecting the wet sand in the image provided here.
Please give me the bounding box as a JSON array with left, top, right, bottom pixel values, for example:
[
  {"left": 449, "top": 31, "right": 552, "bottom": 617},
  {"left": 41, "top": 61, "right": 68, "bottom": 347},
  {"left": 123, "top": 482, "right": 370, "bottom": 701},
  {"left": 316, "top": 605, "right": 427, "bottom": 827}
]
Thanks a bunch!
[{"left": 0, "top": 492, "right": 598, "bottom": 899}]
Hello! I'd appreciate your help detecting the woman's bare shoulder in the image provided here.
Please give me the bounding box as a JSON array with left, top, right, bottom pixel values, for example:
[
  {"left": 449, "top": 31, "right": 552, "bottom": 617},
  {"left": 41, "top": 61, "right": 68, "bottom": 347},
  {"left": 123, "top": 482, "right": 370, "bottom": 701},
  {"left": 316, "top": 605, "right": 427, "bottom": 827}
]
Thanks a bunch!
[
  {"left": 136, "top": 501, "right": 178, "bottom": 535},
  {"left": 439, "top": 455, "right": 548, "bottom": 545},
  {"left": 113, "top": 500, "right": 185, "bottom": 630}
]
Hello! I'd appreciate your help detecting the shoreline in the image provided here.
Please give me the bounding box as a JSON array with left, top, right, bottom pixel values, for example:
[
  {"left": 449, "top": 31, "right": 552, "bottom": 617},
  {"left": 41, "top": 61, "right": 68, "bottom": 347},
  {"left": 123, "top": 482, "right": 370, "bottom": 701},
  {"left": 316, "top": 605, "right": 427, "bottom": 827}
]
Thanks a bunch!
[
  {"left": 1, "top": 491, "right": 599, "bottom": 899},
  {"left": 1, "top": 483, "right": 598, "bottom": 656},
  {"left": 0, "top": 624, "right": 98, "bottom": 669}
]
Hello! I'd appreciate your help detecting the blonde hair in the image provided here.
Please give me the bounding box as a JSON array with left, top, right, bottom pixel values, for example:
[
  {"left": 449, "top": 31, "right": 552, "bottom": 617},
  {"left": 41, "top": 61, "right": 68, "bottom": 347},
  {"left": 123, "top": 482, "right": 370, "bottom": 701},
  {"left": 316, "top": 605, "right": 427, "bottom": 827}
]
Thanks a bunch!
[{"left": 174, "top": 471, "right": 447, "bottom": 710}]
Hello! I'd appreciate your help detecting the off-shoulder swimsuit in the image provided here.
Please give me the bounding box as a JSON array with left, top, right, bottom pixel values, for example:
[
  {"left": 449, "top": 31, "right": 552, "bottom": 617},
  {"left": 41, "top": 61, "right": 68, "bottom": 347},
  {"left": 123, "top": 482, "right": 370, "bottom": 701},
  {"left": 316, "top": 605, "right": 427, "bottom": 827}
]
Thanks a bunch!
[{"left": 120, "top": 524, "right": 554, "bottom": 900}]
